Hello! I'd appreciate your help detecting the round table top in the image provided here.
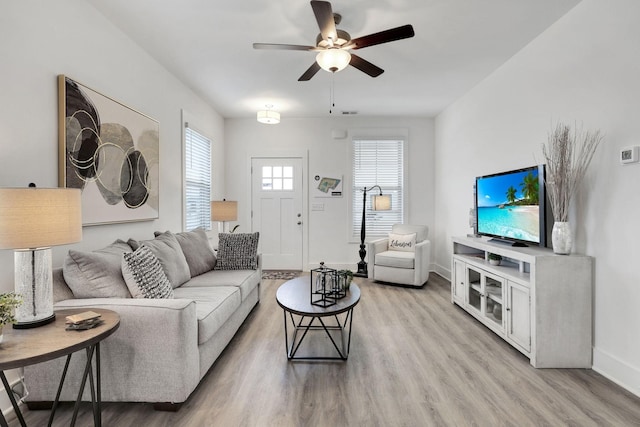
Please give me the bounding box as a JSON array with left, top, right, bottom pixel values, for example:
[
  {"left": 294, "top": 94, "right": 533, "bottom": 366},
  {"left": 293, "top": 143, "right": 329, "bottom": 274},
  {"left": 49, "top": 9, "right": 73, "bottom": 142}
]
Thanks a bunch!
[
  {"left": 0, "top": 308, "right": 120, "bottom": 371},
  {"left": 276, "top": 276, "right": 360, "bottom": 316}
]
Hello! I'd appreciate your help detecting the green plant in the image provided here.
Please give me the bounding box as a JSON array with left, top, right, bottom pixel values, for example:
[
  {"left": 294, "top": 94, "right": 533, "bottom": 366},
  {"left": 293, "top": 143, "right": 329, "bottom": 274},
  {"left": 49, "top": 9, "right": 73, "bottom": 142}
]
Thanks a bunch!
[
  {"left": 0, "top": 292, "right": 22, "bottom": 326},
  {"left": 488, "top": 253, "right": 502, "bottom": 261}
]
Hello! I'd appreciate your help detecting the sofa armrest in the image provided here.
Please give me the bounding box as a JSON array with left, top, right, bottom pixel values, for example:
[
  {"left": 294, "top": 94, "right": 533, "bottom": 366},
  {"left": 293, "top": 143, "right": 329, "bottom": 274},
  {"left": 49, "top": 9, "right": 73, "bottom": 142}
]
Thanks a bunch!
[
  {"left": 27, "top": 297, "right": 201, "bottom": 403},
  {"left": 414, "top": 239, "right": 431, "bottom": 284},
  {"left": 367, "top": 238, "right": 389, "bottom": 277}
]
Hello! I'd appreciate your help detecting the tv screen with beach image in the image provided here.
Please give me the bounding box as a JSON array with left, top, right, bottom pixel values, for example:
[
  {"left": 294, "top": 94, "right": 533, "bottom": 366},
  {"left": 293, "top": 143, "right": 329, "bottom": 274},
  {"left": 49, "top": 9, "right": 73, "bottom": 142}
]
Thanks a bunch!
[{"left": 476, "top": 168, "right": 541, "bottom": 244}]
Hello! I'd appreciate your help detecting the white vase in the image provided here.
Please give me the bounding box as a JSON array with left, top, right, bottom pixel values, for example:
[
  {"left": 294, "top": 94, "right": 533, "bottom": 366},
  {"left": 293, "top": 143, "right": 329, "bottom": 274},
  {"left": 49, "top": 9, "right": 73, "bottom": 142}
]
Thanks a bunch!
[{"left": 552, "top": 222, "right": 573, "bottom": 255}]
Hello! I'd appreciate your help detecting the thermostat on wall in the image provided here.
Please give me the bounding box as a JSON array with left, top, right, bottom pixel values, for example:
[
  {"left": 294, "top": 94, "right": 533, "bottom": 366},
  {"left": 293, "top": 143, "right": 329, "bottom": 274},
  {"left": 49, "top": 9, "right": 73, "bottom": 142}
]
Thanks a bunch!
[{"left": 620, "top": 146, "right": 639, "bottom": 164}]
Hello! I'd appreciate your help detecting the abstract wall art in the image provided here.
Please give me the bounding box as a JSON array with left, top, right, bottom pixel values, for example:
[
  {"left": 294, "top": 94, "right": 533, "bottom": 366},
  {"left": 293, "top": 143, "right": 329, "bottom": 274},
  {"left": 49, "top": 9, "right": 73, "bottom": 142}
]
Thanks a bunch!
[{"left": 58, "top": 75, "right": 159, "bottom": 225}]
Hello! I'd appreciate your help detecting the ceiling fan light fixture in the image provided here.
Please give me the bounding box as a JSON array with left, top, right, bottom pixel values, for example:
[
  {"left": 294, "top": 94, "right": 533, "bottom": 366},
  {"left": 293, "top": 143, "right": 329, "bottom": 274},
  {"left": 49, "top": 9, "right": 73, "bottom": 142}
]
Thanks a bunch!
[
  {"left": 257, "top": 106, "right": 280, "bottom": 124},
  {"left": 316, "top": 48, "right": 351, "bottom": 73}
]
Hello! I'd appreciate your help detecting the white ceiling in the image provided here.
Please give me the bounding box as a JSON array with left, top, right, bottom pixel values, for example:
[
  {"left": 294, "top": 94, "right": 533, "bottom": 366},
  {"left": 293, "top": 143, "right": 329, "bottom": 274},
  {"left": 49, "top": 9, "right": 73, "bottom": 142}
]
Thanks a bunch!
[{"left": 87, "top": 0, "right": 580, "bottom": 119}]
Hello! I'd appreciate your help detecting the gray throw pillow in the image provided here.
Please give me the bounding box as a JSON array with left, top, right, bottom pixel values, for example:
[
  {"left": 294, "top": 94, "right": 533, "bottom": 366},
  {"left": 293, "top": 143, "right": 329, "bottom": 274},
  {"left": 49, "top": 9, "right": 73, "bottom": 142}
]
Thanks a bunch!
[
  {"left": 214, "top": 232, "right": 260, "bottom": 270},
  {"left": 122, "top": 246, "right": 174, "bottom": 299},
  {"left": 155, "top": 228, "right": 217, "bottom": 277},
  {"left": 128, "top": 232, "right": 190, "bottom": 288},
  {"left": 63, "top": 239, "right": 132, "bottom": 298}
]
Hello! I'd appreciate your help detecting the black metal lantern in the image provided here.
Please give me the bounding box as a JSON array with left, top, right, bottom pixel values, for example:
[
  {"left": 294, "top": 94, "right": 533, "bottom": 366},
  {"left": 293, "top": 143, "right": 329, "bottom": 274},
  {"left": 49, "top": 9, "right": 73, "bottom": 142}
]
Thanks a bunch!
[{"left": 311, "top": 262, "right": 338, "bottom": 307}]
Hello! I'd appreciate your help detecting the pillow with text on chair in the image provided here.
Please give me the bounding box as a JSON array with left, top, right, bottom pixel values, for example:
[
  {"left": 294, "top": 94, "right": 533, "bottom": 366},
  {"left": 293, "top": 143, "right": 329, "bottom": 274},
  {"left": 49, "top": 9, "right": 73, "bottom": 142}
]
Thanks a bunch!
[{"left": 388, "top": 233, "right": 417, "bottom": 252}]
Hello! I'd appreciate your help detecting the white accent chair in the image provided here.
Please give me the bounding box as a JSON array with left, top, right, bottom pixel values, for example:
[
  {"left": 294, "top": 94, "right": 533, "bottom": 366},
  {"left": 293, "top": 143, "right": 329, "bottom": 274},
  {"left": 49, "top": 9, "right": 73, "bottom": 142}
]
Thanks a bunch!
[{"left": 368, "top": 224, "right": 431, "bottom": 287}]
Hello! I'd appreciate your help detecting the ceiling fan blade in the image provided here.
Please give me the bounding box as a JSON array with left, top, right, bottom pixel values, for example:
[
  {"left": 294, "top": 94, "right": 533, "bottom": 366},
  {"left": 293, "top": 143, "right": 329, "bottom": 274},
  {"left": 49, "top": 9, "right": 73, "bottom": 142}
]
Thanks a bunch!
[
  {"left": 253, "top": 43, "right": 317, "bottom": 51},
  {"left": 349, "top": 54, "right": 384, "bottom": 77},
  {"left": 346, "top": 24, "right": 415, "bottom": 50},
  {"left": 298, "top": 62, "right": 322, "bottom": 81},
  {"left": 311, "top": 0, "right": 337, "bottom": 42}
]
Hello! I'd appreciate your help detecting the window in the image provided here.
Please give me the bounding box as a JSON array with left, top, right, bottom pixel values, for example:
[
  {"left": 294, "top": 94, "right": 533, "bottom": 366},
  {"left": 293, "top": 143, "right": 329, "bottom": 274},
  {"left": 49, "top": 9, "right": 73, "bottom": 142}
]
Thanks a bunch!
[
  {"left": 262, "top": 166, "right": 294, "bottom": 191},
  {"left": 184, "top": 124, "right": 211, "bottom": 231},
  {"left": 351, "top": 139, "right": 404, "bottom": 239}
]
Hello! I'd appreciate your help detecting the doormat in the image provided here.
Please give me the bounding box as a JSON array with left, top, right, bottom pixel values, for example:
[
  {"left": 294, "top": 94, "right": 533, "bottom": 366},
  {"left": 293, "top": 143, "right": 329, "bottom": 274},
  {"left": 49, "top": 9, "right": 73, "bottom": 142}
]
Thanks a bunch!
[{"left": 262, "top": 270, "right": 301, "bottom": 280}]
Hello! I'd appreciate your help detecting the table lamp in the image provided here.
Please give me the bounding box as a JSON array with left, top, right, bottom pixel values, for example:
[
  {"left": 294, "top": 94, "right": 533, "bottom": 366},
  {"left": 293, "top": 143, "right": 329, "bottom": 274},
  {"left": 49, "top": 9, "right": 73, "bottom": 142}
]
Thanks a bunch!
[
  {"left": 0, "top": 187, "right": 82, "bottom": 328},
  {"left": 211, "top": 199, "right": 238, "bottom": 233},
  {"left": 354, "top": 186, "right": 391, "bottom": 278}
]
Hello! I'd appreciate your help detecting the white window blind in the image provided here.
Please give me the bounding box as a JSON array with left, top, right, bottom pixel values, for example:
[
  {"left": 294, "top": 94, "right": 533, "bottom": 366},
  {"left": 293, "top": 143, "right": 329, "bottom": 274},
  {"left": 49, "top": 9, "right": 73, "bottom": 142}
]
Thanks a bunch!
[
  {"left": 184, "top": 125, "right": 211, "bottom": 231},
  {"left": 351, "top": 139, "right": 404, "bottom": 239}
]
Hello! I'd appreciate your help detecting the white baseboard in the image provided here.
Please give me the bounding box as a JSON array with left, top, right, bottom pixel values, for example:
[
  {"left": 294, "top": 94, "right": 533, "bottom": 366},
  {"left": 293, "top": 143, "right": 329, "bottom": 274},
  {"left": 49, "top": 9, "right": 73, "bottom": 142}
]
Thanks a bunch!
[
  {"left": 593, "top": 347, "right": 640, "bottom": 398},
  {"left": 433, "top": 263, "right": 451, "bottom": 281}
]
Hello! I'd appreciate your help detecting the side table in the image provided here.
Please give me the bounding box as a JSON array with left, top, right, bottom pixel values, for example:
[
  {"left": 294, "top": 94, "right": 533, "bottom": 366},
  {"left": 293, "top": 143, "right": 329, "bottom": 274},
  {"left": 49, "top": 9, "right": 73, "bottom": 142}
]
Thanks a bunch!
[{"left": 0, "top": 308, "right": 120, "bottom": 427}]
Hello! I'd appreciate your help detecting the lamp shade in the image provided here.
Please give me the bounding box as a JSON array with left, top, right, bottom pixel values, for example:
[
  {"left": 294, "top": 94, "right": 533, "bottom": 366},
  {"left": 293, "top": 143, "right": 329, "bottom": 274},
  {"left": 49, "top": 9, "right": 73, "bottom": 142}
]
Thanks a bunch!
[
  {"left": 371, "top": 194, "right": 391, "bottom": 211},
  {"left": 0, "top": 188, "right": 82, "bottom": 249},
  {"left": 316, "top": 48, "right": 351, "bottom": 73},
  {"left": 257, "top": 110, "right": 280, "bottom": 124},
  {"left": 211, "top": 200, "right": 238, "bottom": 222}
]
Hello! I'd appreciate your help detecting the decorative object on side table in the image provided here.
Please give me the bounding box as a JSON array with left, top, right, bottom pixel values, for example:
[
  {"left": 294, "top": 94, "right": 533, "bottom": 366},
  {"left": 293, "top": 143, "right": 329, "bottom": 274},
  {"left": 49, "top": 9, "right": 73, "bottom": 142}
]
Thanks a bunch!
[
  {"left": 0, "top": 293, "right": 22, "bottom": 343},
  {"left": 488, "top": 253, "right": 502, "bottom": 266},
  {"left": 338, "top": 269, "right": 354, "bottom": 291},
  {"left": 354, "top": 185, "right": 392, "bottom": 277},
  {"left": 311, "top": 262, "right": 346, "bottom": 307},
  {"left": 542, "top": 122, "right": 603, "bottom": 255},
  {"left": 0, "top": 186, "right": 82, "bottom": 328}
]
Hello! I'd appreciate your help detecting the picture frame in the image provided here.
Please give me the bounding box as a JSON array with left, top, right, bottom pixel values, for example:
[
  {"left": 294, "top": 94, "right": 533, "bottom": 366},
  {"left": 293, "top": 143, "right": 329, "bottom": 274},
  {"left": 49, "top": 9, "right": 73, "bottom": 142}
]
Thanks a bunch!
[
  {"left": 313, "top": 174, "right": 343, "bottom": 198},
  {"left": 58, "top": 75, "right": 160, "bottom": 225}
]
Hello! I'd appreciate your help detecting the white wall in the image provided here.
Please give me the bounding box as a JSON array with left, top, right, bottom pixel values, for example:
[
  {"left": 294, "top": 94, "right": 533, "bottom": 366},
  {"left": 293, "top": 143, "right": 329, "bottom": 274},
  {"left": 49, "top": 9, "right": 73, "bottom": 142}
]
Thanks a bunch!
[
  {"left": 0, "top": 0, "right": 223, "bottom": 415},
  {"left": 434, "top": 0, "right": 640, "bottom": 396},
  {"left": 224, "top": 117, "right": 434, "bottom": 270}
]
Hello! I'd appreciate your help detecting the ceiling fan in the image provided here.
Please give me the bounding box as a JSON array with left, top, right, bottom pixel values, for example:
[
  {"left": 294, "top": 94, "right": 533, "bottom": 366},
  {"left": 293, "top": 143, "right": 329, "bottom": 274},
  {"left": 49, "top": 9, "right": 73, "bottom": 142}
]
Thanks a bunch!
[{"left": 253, "top": 0, "right": 415, "bottom": 81}]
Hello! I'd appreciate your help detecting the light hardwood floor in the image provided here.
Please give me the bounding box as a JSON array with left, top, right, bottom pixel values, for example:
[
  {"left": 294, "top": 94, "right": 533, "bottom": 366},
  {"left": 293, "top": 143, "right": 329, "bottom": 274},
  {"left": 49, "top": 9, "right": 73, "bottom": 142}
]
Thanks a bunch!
[{"left": 14, "top": 274, "right": 640, "bottom": 426}]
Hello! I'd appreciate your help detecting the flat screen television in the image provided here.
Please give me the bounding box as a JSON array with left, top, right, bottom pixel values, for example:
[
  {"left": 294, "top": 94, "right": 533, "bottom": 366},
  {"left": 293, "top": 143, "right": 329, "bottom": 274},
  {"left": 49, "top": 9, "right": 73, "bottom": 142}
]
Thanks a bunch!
[{"left": 475, "top": 165, "right": 547, "bottom": 247}]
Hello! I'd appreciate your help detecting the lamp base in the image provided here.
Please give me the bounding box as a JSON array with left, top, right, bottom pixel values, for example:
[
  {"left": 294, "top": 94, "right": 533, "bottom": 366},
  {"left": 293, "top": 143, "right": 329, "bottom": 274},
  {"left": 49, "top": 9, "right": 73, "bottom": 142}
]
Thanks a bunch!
[
  {"left": 354, "top": 262, "right": 368, "bottom": 278},
  {"left": 13, "top": 313, "right": 55, "bottom": 329}
]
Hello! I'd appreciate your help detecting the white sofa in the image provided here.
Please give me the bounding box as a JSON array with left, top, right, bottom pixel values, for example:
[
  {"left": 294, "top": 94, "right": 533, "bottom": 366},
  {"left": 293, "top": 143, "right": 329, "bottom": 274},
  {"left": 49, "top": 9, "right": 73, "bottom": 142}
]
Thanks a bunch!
[
  {"left": 23, "top": 229, "right": 261, "bottom": 410},
  {"left": 368, "top": 224, "right": 430, "bottom": 287}
]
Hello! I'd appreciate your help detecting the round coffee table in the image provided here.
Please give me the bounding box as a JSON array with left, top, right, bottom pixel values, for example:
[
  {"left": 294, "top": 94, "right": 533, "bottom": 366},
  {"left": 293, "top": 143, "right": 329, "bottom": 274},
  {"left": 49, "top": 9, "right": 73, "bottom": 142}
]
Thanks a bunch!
[{"left": 276, "top": 276, "right": 360, "bottom": 360}]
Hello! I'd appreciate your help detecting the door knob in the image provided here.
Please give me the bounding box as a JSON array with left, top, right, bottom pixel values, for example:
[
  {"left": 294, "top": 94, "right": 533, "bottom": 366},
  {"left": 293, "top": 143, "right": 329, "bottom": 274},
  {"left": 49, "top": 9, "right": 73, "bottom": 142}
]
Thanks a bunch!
[{"left": 297, "top": 221, "right": 302, "bottom": 225}]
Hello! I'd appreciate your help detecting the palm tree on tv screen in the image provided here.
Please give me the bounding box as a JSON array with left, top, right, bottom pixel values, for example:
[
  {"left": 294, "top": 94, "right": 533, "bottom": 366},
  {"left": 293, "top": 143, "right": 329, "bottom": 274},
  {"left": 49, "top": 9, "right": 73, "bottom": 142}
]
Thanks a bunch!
[
  {"left": 520, "top": 172, "right": 539, "bottom": 205},
  {"left": 506, "top": 186, "right": 517, "bottom": 204}
]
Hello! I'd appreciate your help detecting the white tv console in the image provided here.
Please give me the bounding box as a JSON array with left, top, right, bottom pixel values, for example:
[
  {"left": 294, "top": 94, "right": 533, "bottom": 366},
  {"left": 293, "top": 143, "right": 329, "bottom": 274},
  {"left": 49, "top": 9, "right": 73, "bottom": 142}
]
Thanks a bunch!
[{"left": 451, "top": 236, "right": 593, "bottom": 368}]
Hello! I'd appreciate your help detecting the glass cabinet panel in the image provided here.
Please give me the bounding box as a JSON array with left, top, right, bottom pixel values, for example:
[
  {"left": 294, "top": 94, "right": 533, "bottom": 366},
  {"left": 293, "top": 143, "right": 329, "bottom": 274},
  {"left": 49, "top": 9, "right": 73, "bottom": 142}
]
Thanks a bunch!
[
  {"left": 466, "top": 267, "right": 482, "bottom": 312},
  {"left": 484, "top": 273, "right": 504, "bottom": 326}
]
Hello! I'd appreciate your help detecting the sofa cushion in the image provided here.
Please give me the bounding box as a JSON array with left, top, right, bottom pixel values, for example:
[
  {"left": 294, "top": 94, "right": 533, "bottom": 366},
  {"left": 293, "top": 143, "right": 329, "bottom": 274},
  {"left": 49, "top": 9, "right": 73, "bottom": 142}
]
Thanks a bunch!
[
  {"left": 122, "top": 246, "right": 174, "bottom": 299},
  {"left": 181, "top": 269, "right": 259, "bottom": 301},
  {"left": 215, "top": 232, "right": 259, "bottom": 270},
  {"left": 129, "top": 232, "right": 190, "bottom": 288},
  {"left": 375, "top": 250, "right": 415, "bottom": 269},
  {"left": 388, "top": 232, "right": 417, "bottom": 252},
  {"left": 173, "top": 286, "right": 241, "bottom": 344},
  {"left": 155, "top": 228, "right": 217, "bottom": 277},
  {"left": 63, "top": 240, "right": 132, "bottom": 298}
]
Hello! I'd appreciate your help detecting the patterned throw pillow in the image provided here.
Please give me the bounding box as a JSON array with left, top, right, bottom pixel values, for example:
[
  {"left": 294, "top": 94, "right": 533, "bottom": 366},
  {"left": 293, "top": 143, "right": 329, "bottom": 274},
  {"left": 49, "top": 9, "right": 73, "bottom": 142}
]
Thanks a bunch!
[
  {"left": 388, "top": 233, "right": 417, "bottom": 252},
  {"left": 122, "top": 246, "right": 174, "bottom": 299},
  {"left": 214, "top": 232, "right": 260, "bottom": 270}
]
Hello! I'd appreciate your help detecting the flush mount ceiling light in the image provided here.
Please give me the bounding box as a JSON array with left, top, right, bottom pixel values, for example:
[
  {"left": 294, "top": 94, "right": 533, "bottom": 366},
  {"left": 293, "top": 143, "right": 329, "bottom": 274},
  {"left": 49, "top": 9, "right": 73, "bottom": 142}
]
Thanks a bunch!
[
  {"left": 316, "top": 48, "right": 351, "bottom": 73},
  {"left": 257, "top": 105, "right": 280, "bottom": 124}
]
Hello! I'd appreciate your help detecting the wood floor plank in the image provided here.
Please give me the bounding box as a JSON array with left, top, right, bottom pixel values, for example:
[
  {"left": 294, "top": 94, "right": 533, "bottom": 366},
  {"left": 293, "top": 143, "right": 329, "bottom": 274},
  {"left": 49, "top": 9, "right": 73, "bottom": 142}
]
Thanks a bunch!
[{"left": 13, "top": 274, "right": 640, "bottom": 426}]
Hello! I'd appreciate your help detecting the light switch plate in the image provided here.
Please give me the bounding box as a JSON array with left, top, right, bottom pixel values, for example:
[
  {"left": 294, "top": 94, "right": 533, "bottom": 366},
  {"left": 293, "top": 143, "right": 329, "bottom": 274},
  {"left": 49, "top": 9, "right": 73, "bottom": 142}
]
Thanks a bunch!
[{"left": 620, "top": 146, "right": 639, "bottom": 164}]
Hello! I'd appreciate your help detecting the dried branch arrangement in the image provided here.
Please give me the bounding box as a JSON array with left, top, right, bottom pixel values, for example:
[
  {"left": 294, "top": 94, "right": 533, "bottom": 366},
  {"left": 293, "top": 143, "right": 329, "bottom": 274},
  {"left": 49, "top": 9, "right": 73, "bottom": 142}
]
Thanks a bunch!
[{"left": 542, "top": 122, "right": 603, "bottom": 222}]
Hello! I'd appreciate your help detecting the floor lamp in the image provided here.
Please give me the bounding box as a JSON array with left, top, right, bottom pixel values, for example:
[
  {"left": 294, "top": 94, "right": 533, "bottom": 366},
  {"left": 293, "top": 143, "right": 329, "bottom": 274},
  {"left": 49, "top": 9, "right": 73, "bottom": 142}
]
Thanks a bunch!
[
  {"left": 0, "top": 187, "right": 82, "bottom": 328},
  {"left": 354, "top": 185, "right": 391, "bottom": 278},
  {"left": 211, "top": 199, "right": 238, "bottom": 233}
]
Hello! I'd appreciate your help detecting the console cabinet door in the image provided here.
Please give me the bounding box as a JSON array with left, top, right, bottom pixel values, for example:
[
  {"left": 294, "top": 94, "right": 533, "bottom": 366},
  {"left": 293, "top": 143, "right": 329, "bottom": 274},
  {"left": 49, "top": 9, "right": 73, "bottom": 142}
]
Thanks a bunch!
[
  {"left": 452, "top": 259, "right": 466, "bottom": 304},
  {"left": 506, "top": 280, "right": 531, "bottom": 353}
]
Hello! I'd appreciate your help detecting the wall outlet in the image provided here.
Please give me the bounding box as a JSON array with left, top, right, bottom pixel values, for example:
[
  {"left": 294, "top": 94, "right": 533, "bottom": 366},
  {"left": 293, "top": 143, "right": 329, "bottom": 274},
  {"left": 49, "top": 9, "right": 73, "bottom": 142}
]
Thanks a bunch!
[{"left": 620, "top": 146, "right": 639, "bottom": 164}]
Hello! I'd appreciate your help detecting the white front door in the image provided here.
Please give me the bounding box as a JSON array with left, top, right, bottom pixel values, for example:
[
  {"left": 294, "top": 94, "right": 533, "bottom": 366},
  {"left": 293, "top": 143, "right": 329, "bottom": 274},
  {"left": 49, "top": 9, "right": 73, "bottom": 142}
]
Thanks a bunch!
[{"left": 251, "top": 157, "right": 303, "bottom": 270}]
